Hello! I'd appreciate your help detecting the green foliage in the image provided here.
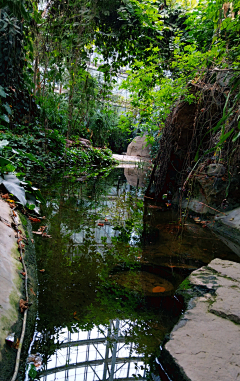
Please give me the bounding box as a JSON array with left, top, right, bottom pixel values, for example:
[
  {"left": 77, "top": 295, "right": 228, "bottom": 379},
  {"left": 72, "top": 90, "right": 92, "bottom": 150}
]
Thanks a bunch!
[
  {"left": 0, "top": 139, "right": 45, "bottom": 207},
  {"left": 0, "top": 8, "right": 36, "bottom": 129},
  {"left": 118, "top": 0, "right": 240, "bottom": 160},
  {"left": 0, "top": 0, "right": 30, "bottom": 21},
  {"left": 89, "top": 107, "right": 132, "bottom": 152},
  {"left": 178, "top": 277, "right": 191, "bottom": 290}
]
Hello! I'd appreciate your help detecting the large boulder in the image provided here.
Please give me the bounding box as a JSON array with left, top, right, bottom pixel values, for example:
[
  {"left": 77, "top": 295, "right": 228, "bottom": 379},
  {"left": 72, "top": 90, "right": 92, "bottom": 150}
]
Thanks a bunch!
[
  {"left": 161, "top": 259, "right": 240, "bottom": 381},
  {"left": 126, "top": 135, "right": 151, "bottom": 158}
]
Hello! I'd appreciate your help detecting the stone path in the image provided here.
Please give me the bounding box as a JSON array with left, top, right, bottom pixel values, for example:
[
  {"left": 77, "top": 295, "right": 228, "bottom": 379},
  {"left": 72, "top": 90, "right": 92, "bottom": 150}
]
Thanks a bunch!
[
  {"left": 112, "top": 153, "right": 151, "bottom": 164},
  {"left": 215, "top": 207, "right": 240, "bottom": 230},
  {"left": 210, "top": 207, "right": 240, "bottom": 257},
  {"left": 163, "top": 259, "right": 240, "bottom": 381}
]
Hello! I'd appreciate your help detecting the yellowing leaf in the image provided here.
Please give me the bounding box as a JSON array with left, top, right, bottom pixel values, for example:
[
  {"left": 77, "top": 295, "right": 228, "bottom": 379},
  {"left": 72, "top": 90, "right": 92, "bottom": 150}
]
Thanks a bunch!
[{"left": 152, "top": 286, "right": 165, "bottom": 293}]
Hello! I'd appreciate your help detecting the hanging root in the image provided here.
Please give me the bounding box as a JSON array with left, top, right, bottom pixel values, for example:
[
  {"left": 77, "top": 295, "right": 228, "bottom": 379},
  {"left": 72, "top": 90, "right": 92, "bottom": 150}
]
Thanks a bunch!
[{"left": 146, "top": 70, "right": 240, "bottom": 201}]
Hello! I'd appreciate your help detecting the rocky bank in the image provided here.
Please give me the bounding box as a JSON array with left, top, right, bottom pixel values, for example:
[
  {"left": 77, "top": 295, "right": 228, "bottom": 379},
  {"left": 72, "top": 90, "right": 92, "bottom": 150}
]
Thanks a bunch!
[
  {"left": 160, "top": 258, "right": 240, "bottom": 381},
  {"left": 0, "top": 200, "right": 37, "bottom": 380}
]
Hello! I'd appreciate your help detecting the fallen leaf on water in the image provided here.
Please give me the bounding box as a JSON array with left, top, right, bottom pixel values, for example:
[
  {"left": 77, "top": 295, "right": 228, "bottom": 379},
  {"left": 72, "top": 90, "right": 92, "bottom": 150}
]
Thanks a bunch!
[
  {"left": 42, "top": 233, "right": 52, "bottom": 238},
  {"left": 152, "top": 286, "right": 166, "bottom": 293},
  {"left": 29, "top": 217, "right": 41, "bottom": 223},
  {"left": 2, "top": 193, "right": 9, "bottom": 199},
  {"left": 30, "top": 288, "right": 36, "bottom": 296},
  {"left": 38, "top": 226, "right": 46, "bottom": 232},
  {"left": 148, "top": 205, "right": 162, "bottom": 209},
  {"left": 19, "top": 299, "right": 28, "bottom": 313},
  {"left": 39, "top": 269, "right": 45, "bottom": 272},
  {"left": 14, "top": 338, "right": 20, "bottom": 349},
  {"left": 229, "top": 218, "right": 234, "bottom": 221},
  {"left": 193, "top": 217, "right": 201, "bottom": 223}
]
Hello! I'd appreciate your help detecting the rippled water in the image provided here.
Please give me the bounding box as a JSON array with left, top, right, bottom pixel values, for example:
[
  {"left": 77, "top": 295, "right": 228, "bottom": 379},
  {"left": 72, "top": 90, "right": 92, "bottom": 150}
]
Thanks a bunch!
[{"left": 25, "top": 166, "right": 240, "bottom": 381}]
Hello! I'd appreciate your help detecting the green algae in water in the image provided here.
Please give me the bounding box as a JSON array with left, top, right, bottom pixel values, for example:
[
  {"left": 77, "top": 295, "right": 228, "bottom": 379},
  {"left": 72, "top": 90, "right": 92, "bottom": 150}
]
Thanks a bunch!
[{"left": 111, "top": 270, "right": 174, "bottom": 296}]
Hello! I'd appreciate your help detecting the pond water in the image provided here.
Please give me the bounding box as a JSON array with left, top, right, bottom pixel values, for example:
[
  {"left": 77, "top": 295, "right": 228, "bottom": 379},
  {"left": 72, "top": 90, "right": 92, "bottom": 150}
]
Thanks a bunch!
[{"left": 25, "top": 165, "right": 240, "bottom": 381}]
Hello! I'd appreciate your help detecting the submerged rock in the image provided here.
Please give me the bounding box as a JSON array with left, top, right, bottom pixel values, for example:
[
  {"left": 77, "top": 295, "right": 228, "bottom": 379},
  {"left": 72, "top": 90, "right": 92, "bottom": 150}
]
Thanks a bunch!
[
  {"left": 111, "top": 270, "right": 174, "bottom": 296},
  {"left": 124, "top": 167, "right": 147, "bottom": 187}
]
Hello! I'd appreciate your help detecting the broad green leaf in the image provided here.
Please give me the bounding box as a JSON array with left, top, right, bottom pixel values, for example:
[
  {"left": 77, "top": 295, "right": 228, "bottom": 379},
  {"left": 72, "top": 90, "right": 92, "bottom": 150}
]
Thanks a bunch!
[
  {"left": 3, "top": 103, "right": 12, "bottom": 115},
  {"left": 0, "top": 86, "right": 6, "bottom": 98},
  {"left": 26, "top": 203, "right": 36, "bottom": 210},
  {"left": 33, "top": 188, "right": 45, "bottom": 204},
  {"left": 0, "top": 156, "right": 13, "bottom": 167},
  {"left": 0, "top": 174, "right": 26, "bottom": 205},
  {"left": 0, "top": 115, "right": 10, "bottom": 123},
  {"left": 4, "top": 163, "right": 16, "bottom": 172},
  {"left": 28, "top": 364, "right": 37, "bottom": 378},
  {"left": 17, "top": 150, "right": 45, "bottom": 168},
  {"left": 0, "top": 140, "right": 9, "bottom": 149}
]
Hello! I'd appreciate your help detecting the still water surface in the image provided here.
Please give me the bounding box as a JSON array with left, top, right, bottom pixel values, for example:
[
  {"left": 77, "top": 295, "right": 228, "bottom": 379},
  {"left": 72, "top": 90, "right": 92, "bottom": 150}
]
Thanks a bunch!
[{"left": 25, "top": 166, "right": 240, "bottom": 381}]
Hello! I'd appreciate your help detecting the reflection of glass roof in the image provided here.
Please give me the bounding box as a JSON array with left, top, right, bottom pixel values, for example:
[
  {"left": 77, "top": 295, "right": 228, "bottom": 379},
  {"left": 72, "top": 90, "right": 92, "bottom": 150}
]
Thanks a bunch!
[{"left": 40, "top": 320, "right": 148, "bottom": 381}]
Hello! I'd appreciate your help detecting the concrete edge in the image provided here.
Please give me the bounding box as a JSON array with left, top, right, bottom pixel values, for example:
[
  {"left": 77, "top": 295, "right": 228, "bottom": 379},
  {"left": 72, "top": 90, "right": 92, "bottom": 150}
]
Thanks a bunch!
[{"left": 0, "top": 211, "right": 38, "bottom": 381}]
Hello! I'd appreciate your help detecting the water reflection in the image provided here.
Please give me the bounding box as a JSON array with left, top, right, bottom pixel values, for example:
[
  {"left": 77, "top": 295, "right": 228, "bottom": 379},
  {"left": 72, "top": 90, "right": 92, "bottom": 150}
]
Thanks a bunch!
[
  {"left": 25, "top": 166, "right": 240, "bottom": 381},
  {"left": 38, "top": 320, "right": 147, "bottom": 381}
]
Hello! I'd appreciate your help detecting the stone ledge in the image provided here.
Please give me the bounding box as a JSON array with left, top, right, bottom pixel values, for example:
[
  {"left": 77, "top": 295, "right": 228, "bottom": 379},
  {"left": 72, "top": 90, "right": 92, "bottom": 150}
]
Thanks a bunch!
[{"left": 161, "top": 259, "right": 240, "bottom": 381}]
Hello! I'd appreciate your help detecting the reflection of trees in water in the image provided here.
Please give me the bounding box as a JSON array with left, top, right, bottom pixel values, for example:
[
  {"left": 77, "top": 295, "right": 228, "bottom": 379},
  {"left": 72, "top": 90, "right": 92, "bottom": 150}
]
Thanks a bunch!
[{"left": 31, "top": 169, "right": 182, "bottom": 380}]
